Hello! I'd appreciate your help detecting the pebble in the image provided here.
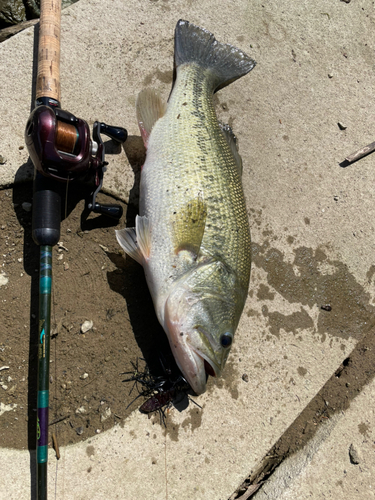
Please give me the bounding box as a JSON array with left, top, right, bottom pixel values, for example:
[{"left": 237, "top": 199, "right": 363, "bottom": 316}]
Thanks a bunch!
[
  {"left": 321, "top": 304, "right": 332, "bottom": 311},
  {"left": 349, "top": 443, "right": 361, "bottom": 464},
  {"left": 21, "top": 202, "right": 32, "bottom": 212},
  {"left": 81, "top": 320, "right": 93, "bottom": 334},
  {"left": 0, "top": 402, "right": 17, "bottom": 416},
  {"left": 76, "top": 427, "right": 84, "bottom": 436},
  {"left": 338, "top": 122, "right": 347, "bottom": 130},
  {"left": 0, "top": 155, "right": 6, "bottom": 165},
  {"left": 64, "top": 262, "right": 70, "bottom": 271},
  {"left": 75, "top": 406, "right": 87, "bottom": 415},
  {"left": 80, "top": 373, "right": 89, "bottom": 380},
  {"left": 57, "top": 242, "right": 69, "bottom": 252},
  {"left": 100, "top": 407, "right": 112, "bottom": 423},
  {"left": 242, "top": 374, "right": 249, "bottom": 383},
  {"left": 0, "top": 274, "right": 9, "bottom": 287},
  {"left": 95, "top": 429, "right": 101, "bottom": 434},
  {"left": 8, "top": 384, "right": 17, "bottom": 394}
]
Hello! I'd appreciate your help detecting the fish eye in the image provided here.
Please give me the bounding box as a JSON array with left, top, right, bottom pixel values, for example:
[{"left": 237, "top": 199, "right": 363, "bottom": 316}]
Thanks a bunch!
[{"left": 220, "top": 332, "right": 233, "bottom": 348}]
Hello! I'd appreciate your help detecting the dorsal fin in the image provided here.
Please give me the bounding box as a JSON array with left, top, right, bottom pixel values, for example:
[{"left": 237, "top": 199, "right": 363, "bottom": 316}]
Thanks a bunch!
[{"left": 220, "top": 123, "right": 243, "bottom": 176}]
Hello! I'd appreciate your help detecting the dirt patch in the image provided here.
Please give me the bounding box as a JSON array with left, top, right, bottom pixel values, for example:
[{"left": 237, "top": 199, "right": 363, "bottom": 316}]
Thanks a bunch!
[{"left": 0, "top": 182, "right": 174, "bottom": 450}]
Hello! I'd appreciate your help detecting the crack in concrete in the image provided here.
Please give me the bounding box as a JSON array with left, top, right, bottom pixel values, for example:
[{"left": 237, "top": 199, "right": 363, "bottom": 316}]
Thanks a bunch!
[{"left": 229, "top": 326, "right": 375, "bottom": 499}]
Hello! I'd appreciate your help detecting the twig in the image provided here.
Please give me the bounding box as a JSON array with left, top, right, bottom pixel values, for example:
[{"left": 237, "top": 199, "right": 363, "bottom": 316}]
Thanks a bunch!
[
  {"left": 345, "top": 140, "right": 375, "bottom": 164},
  {"left": 48, "top": 415, "right": 69, "bottom": 426},
  {"left": 236, "top": 482, "right": 264, "bottom": 500},
  {"left": 51, "top": 432, "right": 60, "bottom": 460},
  {"left": 83, "top": 377, "right": 98, "bottom": 388}
]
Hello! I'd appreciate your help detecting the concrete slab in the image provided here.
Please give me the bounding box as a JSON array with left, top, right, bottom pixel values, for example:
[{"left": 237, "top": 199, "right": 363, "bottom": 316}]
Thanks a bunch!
[
  {"left": 1, "top": 0, "right": 375, "bottom": 499},
  {"left": 253, "top": 376, "right": 375, "bottom": 500}
]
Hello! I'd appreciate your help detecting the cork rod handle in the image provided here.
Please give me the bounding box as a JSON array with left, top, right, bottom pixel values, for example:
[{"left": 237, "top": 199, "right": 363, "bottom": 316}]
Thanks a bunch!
[{"left": 36, "top": 0, "right": 62, "bottom": 103}]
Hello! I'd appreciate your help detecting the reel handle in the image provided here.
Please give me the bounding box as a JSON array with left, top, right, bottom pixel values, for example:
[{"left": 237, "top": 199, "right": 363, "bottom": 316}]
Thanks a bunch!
[
  {"left": 89, "top": 202, "right": 123, "bottom": 219},
  {"left": 99, "top": 123, "right": 127, "bottom": 144}
]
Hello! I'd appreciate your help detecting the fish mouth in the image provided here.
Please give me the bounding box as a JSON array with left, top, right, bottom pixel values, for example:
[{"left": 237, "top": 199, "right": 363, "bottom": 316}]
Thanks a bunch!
[
  {"left": 189, "top": 344, "right": 221, "bottom": 378},
  {"left": 163, "top": 293, "right": 221, "bottom": 395},
  {"left": 185, "top": 344, "right": 221, "bottom": 394},
  {"left": 168, "top": 341, "right": 220, "bottom": 395}
]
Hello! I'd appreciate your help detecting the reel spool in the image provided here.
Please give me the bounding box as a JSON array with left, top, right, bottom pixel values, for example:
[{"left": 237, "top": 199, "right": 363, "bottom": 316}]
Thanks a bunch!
[{"left": 25, "top": 99, "right": 127, "bottom": 220}]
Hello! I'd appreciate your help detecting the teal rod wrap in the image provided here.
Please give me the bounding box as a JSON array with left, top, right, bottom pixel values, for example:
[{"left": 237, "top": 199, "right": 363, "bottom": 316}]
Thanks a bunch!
[{"left": 37, "top": 245, "right": 52, "bottom": 494}]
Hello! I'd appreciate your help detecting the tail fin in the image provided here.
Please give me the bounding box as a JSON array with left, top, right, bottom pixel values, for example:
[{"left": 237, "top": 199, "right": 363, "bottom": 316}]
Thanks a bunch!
[{"left": 174, "top": 20, "right": 256, "bottom": 91}]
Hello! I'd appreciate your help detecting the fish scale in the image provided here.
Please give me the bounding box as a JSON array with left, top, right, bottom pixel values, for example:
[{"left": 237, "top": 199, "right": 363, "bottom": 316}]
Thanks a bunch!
[{"left": 117, "top": 20, "right": 256, "bottom": 394}]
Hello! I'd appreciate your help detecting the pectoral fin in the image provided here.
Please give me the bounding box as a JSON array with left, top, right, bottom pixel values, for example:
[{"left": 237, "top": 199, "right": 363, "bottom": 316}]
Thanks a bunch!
[
  {"left": 135, "top": 215, "right": 151, "bottom": 260},
  {"left": 136, "top": 89, "right": 167, "bottom": 147},
  {"left": 115, "top": 215, "right": 151, "bottom": 265},
  {"left": 171, "top": 195, "right": 207, "bottom": 258}
]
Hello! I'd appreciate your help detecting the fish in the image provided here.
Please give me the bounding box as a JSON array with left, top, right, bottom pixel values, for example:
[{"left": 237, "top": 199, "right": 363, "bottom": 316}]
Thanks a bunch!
[{"left": 116, "top": 19, "right": 255, "bottom": 395}]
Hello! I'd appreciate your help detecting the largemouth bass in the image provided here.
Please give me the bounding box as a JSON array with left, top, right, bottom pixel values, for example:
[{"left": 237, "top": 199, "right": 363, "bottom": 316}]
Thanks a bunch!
[{"left": 116, "top": 20, "right": 255, "bottom": 394}]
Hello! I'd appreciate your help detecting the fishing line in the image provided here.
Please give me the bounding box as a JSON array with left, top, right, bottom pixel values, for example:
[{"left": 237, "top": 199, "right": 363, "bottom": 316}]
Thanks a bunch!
[
  {"left": 165, "top": 413, "right": 168, "bottom": 500},
  {"left": 54, "top": 459, "right": 58, "bottom": 500},
  {"left": 64, "top": 176, "right": 70, "bottom": 221}
]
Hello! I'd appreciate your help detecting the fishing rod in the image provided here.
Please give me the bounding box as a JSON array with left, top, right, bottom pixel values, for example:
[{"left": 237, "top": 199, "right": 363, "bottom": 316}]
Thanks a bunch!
[{"left": 25, "top": 1, "right": 127, "bottom": 497}]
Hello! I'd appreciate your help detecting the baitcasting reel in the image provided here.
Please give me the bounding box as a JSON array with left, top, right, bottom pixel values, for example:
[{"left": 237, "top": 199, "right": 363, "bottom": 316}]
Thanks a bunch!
[{"left": 25, "top": 96, "right": 127, "bottom": 220}]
